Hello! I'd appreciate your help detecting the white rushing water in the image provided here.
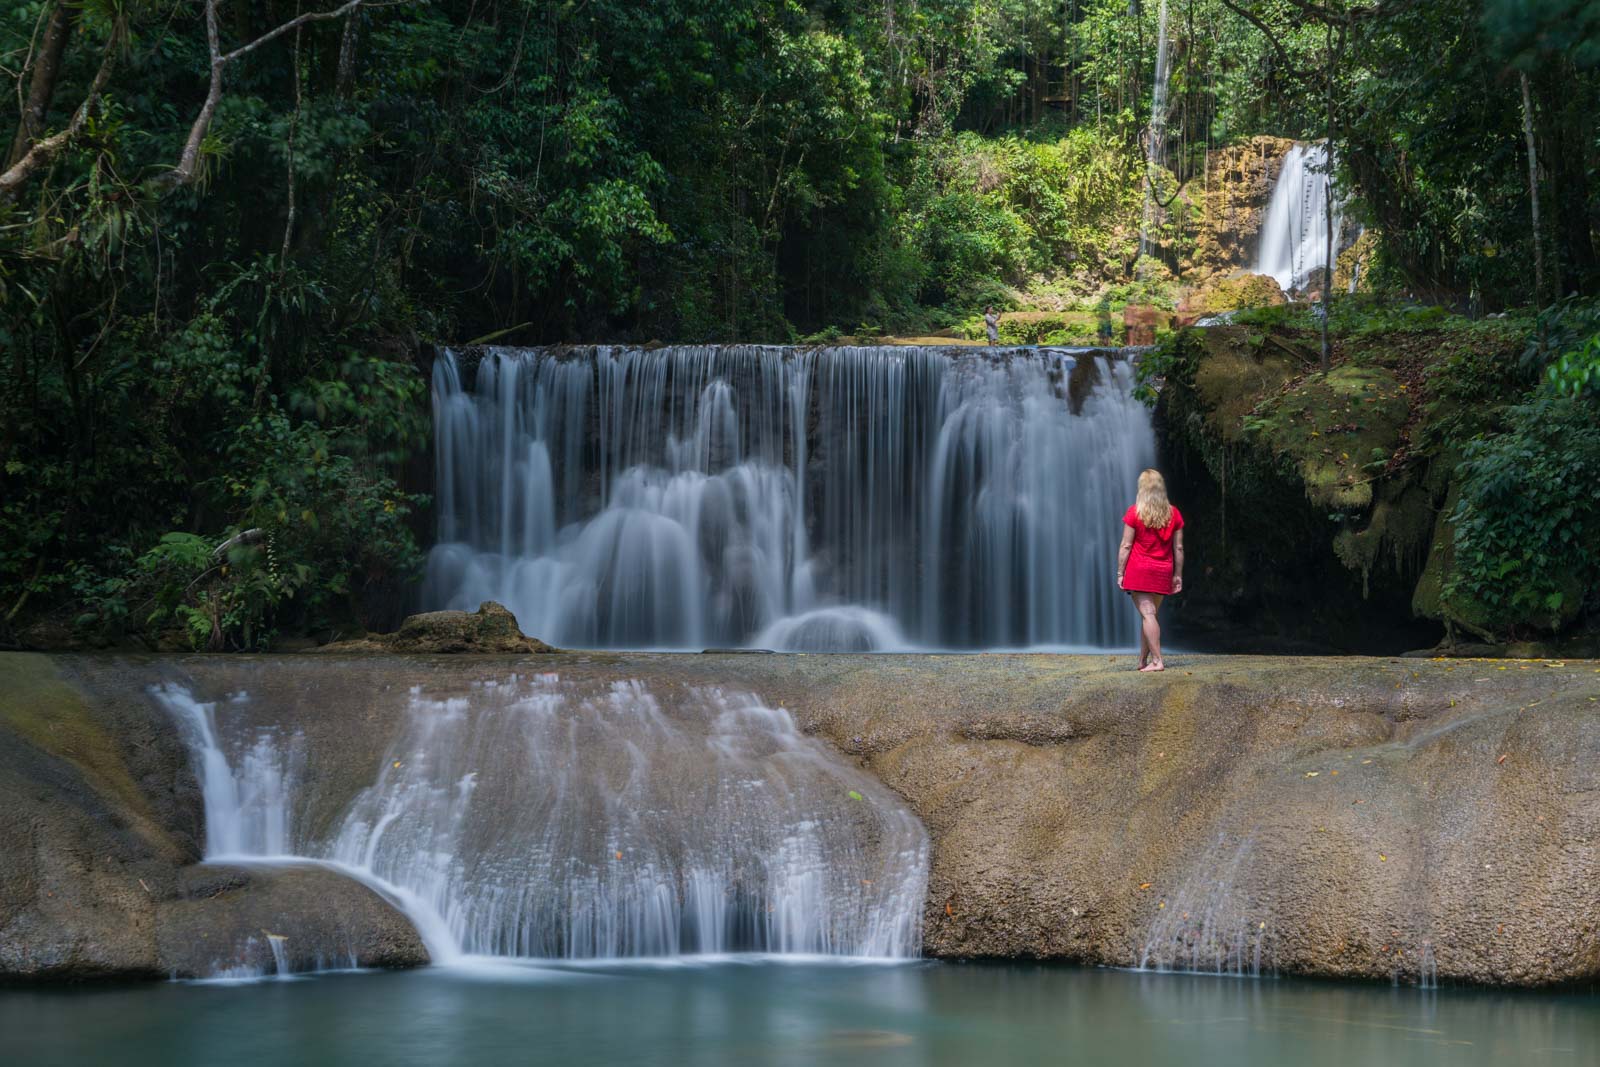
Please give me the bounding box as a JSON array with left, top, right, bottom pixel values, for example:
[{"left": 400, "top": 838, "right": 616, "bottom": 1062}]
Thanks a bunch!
[
  {"left": 1255, "top": 142, "right": 1343, "bottom": 295},
  {"left": 154, "top": 677, "right": 929, "bottom": 967},
  {"left": 424, "top": 345, "right": 1154, "bottom": 651}
]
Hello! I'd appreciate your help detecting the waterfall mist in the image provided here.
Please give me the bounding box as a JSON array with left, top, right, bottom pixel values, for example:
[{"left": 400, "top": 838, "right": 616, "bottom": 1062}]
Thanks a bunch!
[{"left": 424, "top": 345, "right": 1155, "bottom": 651}]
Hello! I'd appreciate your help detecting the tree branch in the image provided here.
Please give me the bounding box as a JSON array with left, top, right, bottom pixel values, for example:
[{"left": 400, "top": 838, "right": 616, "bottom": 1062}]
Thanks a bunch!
[
  {"left": 154, "top": 0, "right": 381, "bottom": 193},
  {"left": 0, "top": 40, "right": 116, "bottom": 201},
  {"left": 6, "top": 0, "right": 73, "bottom": 170},
  {"left": 1215, "top": 0, "right": 1297, "bottom": 75}
]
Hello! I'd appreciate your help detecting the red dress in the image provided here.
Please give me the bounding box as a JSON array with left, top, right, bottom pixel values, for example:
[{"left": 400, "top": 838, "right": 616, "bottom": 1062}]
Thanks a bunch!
[{"left": 1122, "top": 505, "right": 1184, "bottom": 595}]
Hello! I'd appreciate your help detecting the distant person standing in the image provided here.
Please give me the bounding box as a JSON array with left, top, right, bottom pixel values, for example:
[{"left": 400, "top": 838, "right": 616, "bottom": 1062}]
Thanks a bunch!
[
  {"left": 1116, "top": 469, "right": 1184, "bottom": 672},
  {"left": 984, "top": 306, "right": 1001, "bottom": 346}
]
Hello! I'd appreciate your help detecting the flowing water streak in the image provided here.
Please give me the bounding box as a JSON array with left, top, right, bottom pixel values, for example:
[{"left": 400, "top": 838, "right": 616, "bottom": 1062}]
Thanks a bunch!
[
  {"left": 153, "top": 676, "right": 929, "bottom": 966},
  {"left": 1138, "top": 0, "right": 1173, "bottom": 262},
  {"left": 425, "top": 346, "right": 1154, "bottom": 650},
  {"left": 1138, "top": 833, "right": 1273, "bottom": 977},
  {"left": 1255, "top": 142, "right": 1343, "bottom": 294},
  {"left": 154, "top": 683, "right": 461, "bottom": 966}
]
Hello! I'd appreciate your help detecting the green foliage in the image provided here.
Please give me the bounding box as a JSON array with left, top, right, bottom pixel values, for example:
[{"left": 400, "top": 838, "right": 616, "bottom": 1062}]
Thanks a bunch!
[
  {"left": 901, "top": 127, "right": 1146, "bottom": 309},
  {"left": 1445, "top": 393, "right": 1600, "bottom": 631},
  {"left": 1546, "top": 334, "right": 1600, "bottom": 397},
  {"left": 2, "top": 0, "right": 1598, "bottom": 648}
]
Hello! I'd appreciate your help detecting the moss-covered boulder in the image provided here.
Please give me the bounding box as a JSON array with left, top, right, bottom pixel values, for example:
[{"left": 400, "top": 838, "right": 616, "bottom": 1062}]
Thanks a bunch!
[
  {"left": 1181, "top": 273, "right": 1287, "bottom": 318},
  {"left": 322, "top": 601, "right": 557, "bottom": 654},
  {"left": 1241, "top": 363, "right": 1411, "bottom": 511}
]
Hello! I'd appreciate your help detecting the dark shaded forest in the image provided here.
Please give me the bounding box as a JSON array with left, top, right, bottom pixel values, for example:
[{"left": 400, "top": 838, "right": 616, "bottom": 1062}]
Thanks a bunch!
[{"left": 2, "top": 0, "right": 1597, "bottom": 650}]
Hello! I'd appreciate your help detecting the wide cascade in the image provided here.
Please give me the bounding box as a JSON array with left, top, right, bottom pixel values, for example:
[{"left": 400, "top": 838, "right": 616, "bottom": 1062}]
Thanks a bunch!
[
  {"left": 424, "top": 344, "right": 1154, "bottom": 650},
  {"left": 1255, "top": 142, "right": 1343, "bottom": 294},
  {"left": 156, "top": 674, "right": 929, "bottom": 963}
]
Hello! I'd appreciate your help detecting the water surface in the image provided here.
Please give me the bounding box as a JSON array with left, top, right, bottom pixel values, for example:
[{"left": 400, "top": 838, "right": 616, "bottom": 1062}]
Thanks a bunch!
[{"left": 6, "top": 962, "right": 1595, "bottom": 1066}]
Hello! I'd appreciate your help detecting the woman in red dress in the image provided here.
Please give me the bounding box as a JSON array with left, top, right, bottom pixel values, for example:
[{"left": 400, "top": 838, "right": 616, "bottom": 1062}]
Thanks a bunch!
[{"left": 1117, "top": 469, "right": 1184, "bottom": 672}]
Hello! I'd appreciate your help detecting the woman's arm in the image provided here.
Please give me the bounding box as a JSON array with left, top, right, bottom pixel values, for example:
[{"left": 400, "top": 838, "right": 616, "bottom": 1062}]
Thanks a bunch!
[
  {"left": 1117, "top": 526, "right": 1134, "bottom": 588},
  {"left": 1172, "top": 529, "right": 1185, "bottom": 594}
]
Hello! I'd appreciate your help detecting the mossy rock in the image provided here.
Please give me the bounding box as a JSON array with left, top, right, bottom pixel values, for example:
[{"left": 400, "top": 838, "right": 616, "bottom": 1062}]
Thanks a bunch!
[
  {"left": 1184, "top": 273, "right": 1287, "bottom": 316},
  {"left": 1332, "top": 481, "right": 1437, "bottom": 595},
  {"left": 1334, "top": 230, "right": 1379, "bottom": 293},
  {"left": 321, "top": 601, "right": 558, "bottom": 654},
  {"left": 1188, "top": 326, "right": 1302, "bottom": 444},
  {"left": 1244, "top": 364, "right": 1411, "bottom": 510},
  {"left": 962, "top": 310, "right": 1122, "bottom": 345}
]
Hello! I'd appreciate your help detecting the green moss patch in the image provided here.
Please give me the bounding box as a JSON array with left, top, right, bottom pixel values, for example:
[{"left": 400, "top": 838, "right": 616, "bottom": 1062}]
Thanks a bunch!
[
  {"left": 0, "top": 653, "right": 157, "bottom": 827},
  {"left": 1243, "top": 364, "right": 1410, "bottom": 510}
]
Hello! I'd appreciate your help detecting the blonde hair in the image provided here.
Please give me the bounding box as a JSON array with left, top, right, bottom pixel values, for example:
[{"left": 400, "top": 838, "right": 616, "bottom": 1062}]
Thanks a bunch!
[{"left": 1135, "top": 469, "right": 1172, "bottom": 530}]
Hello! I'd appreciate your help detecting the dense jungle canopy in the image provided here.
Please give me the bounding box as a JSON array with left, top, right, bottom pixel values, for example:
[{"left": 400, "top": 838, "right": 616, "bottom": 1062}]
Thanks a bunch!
[{"left": 2, "top": 0, "right": 1598, "bottom": 651}]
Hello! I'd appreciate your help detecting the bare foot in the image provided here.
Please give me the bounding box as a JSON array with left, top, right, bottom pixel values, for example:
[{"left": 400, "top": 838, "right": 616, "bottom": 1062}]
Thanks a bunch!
[{"left": 1139, "top": 661, "right": 1165, "bottom": 673}]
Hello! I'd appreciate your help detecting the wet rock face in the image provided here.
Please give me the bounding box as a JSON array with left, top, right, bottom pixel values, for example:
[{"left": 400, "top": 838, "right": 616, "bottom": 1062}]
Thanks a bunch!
[
  {"left": 5, "top": 652, "right": 1599, "bottom": 987},
  {"left": 1184, "top": 136, "right": 1296, "bottom": 283},
  {"left": 777, "top": 655, "right": 1600, "bottom": 986},
  {"left": 0, "top": 654, "right": 195, "bottom": 982},
  {"left": 0, "top": 654, "right": 426, "bottom": 982},
  {"left": 158, "top": 864, "right": 429, "bottom": 978},
  {"left": 322, "top": 601, "right": 557, "bottom": 654}
]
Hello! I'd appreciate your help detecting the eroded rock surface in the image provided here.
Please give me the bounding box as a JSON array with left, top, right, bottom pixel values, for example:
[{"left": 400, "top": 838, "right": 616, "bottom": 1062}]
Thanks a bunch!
[
  {"left": 159, "top": 863, "right": 428, "bottom": 977},
  {"left": 5, "top": 651, "right": 1598, "bottom": 987}
]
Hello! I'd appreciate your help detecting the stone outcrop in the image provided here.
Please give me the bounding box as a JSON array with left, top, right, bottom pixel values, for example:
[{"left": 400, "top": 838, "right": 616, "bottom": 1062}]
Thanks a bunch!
[
  {"left": 1182, "top": 136, "right": 1296, "bottom": 283},
  {"left": 4, "top": 651, "right": 1598, "bottom": 987},
  {"left": 320, "top": 601, "right": 557, "bottom": 654},
  {"left": 0, "top": 654, "right": 426, "bottom": 981},
  {"left": 159, "top": 863, "right": 428, "bottom": 978},
  {"left": 1177, "top": 273, "right": 1287, "bottom": 322}
]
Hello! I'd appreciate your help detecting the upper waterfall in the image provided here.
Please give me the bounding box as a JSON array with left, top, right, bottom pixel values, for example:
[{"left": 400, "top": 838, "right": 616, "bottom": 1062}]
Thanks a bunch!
[
  {"left": 424, "top": 344, "right": 1155, "bottom": 651},
  {"left": 1255, "top": 142, "right": 1342, "bottom": 294}
]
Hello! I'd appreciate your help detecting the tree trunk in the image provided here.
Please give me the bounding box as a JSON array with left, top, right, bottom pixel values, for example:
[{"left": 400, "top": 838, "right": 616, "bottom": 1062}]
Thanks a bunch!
[
  {"left": 1519, "top": 71, "right": 1545, "bottom": 308},
  {"left": 5, "top": 2, "right": 73, "bottom": 170}
]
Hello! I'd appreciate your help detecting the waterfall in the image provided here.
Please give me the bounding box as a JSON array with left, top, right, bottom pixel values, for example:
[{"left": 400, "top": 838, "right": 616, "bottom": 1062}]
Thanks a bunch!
[
  {"left": 1138, "top": 0, "right": 1173, "bottom": 261},
  {"left": 153, "top": 675, "right": 929, "bottom": 963},
  {"left": 158, "top": 683, "right": 298, "bottom": 857},
  {"left": 425, "top": 346, "right": 1155, "bottom": 650},
  {"left": 1255, "top": 142, "right": 1342, "bottom": 294}
]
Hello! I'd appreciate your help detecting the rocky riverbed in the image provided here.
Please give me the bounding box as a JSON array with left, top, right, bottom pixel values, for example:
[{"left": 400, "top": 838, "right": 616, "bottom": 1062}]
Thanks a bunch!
[{"left": 3, "top": 650, "right": 1596, "bottom": 986}]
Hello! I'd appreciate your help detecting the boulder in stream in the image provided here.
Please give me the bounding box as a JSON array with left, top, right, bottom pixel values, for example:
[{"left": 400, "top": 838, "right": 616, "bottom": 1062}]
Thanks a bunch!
[{"left": 321, "top": 601, "right": 557, "bottom": 655}]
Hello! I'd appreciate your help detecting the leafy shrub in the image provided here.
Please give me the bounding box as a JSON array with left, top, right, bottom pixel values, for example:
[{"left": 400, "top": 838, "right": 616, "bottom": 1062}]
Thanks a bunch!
[{"left": 1445, "top": 394, "right": 1600, "bottom": 631}]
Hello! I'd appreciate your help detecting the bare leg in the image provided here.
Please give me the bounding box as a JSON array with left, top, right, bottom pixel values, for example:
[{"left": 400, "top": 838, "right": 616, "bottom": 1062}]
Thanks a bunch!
[
  {"left": 1135, "top": 594, "right": 1165, "bottom": 672},
  {"left": 1137, "top": 611, "right": 1150, "bottom": 668}
]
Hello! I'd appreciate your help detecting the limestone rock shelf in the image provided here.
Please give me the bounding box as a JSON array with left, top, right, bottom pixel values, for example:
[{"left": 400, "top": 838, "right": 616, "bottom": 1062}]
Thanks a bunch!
[{"left": 3, "top": 652, "right": 1596, "bottom": 986}]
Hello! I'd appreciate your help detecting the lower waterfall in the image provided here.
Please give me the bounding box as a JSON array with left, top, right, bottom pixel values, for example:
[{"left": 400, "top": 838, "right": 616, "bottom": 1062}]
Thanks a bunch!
[
  {"left": 155, "top": 674, "right": 929, "bottom": 966},
  {"left": 424, "top": 345, "right": 1155, "bottom": 651}
]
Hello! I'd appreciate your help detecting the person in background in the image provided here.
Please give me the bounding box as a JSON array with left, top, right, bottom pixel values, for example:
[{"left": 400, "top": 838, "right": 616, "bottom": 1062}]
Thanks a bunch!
[
  {"left": 1116, "top": 468, "right": 1184, "bottom": 672},
  {"left": 984, "top": 306, "right": 1001, "bottom": 346}
]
